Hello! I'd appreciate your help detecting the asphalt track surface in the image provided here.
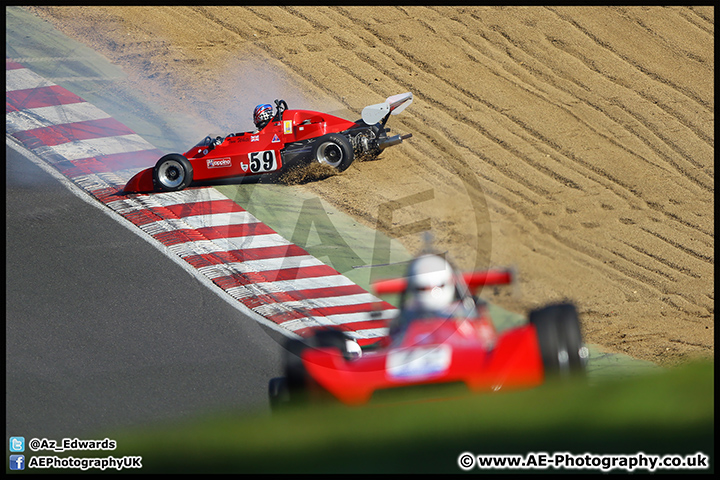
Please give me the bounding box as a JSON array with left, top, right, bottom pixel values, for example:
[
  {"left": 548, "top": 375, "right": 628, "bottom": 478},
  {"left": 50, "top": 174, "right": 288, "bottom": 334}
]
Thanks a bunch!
[{"left": 6, "top": 142, "right": 285, "bottom": 440}]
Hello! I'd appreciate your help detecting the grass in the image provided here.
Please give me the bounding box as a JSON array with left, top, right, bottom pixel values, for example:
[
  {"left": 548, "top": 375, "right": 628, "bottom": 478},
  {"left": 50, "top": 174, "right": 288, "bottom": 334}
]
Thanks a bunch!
[{"left": 82, "top": 360, "right": 712, "bottom": 473}]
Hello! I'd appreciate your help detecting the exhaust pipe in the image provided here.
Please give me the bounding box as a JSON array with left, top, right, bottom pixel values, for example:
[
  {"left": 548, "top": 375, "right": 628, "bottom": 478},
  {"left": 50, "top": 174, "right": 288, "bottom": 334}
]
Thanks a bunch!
[{"left": 378, "top": 133, "right": 412, "bottom": 150}]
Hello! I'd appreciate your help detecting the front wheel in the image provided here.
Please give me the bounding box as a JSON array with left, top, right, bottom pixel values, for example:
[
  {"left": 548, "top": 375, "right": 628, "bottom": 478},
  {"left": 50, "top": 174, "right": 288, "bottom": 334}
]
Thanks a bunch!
[
  {"left": 153, "top": 154, "right": 193, "bottom": 192},
  {"left": 529, "top": 303, "right": 587, "bottom": 381},
  {"left": 268, "top": 376, "right": 290, "bottom": 412},
  {"left": 279, "top": 327, "right": 358, "bottom": 407},
  {"left": 311, "top": 133, "right": 354, "bottom": 171}
]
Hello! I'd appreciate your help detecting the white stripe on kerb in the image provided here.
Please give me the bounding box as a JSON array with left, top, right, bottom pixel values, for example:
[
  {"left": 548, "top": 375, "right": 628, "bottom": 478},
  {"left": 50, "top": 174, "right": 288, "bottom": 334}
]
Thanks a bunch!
[
  {"left": 151, "top": 189, "right": 231, "bottom": 207},
  {"left": 254, "top": 293, "right": 381, "bottom": 318},
  {"left": 6, "top": 102, "right": 111, "bottom": 134},
  {"left": 6, "top": 68, "right": 56, "bottom": 91},
  {"left": 106, "top": 189, "right": 234, "bottom": 215},
  {"left": 33, "top": 134, "right": 155, "bottom": 162},
  {"left": 197, "top": 255, "right": 322, "bottom": 279},
  {"left": 168, "top": 234, "right": 292, "bottom": 258},
  {"left": 226, "top": 275, "right": 355, "bottom": 300},
  {"left": 141, "top": 212, "right": 260, "bottom": 236},
  {"left": 72, "top": 168, "right": 143, "bottom": 190},
  {"left": 72, "top": 171, "right": 132, "bottom": 191}
]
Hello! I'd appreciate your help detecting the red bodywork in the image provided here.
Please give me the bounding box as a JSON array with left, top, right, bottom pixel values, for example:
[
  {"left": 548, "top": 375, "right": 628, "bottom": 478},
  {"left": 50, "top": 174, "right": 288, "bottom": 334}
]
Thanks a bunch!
[
  {"left": 123, "top": 109, "right": 357, "bottom": 193},
  {"left": 303, "top": 315, "right": 544, "bottom": 406},
  {"left": 297, "top": 269, "right": 545, "bottom": 406}
]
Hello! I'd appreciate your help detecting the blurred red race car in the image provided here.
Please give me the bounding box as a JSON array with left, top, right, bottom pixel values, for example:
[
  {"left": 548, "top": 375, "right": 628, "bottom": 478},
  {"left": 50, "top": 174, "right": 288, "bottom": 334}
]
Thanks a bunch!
[
  {"left": 123, "top": 93, "right": 413, "bottom": 193},
  {"left": 268, "top": 254, "right": 587, "bottom": 409}
]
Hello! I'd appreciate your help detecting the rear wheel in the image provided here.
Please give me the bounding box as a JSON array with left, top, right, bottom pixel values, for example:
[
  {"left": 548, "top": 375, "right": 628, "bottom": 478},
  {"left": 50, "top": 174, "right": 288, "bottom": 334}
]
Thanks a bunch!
[
  {"left": 529, "top": 303, "right": 587, "bottom": 380},
  {"left": 153, "top": 154, "right": 193, "bottom": 191},
  {"left": 311, "top": 133, "right": 354, "bottom": 171}
]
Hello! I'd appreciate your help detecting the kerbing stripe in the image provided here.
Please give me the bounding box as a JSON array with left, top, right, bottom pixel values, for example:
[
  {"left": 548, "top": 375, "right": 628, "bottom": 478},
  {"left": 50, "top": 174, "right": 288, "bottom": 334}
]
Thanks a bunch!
[
  {"left": 45, "top": 151, "right": 163, "bottom": 180},
  {"left": 6, "top": 102, "right": 111, "bottom": 134},
  {"left": 141, "top": 211, "right": 260, "bottom": 234},
  {"left": 197, "top": 255, "right": 323, "bottom": 279},
  {"left": 5, "top": 61, "right": 26, "bottom": 70},
  {"left": 12, "top": 117, "right": 136, "bottom": 148},
  {"left": 88, "top": 150, "right": 162, "bottom": 173},
  {"left": 33, "top": 134, "right": 156, "bottom": 162},
  {"left": 182, "top": 245, "right": 310, "bottom": 268},
  {"left": 106, "top": 189, "right": 232, "bottom": 212},
  {"left": 151, "top": 189, "right": 231, "bottom": 206},
  {"left": 167, "top": 234, "right": 293, "bottom": 257},
  {"left": 225, "top": 275, "right": 356, "bottom": 299},
  {"left": 6, "top": 85, "right": 85, "bottom": 112},
  {"left": 210, "top": 264, "right": 341, "bottom": 288},
  {"left": 253, "top": 294, "right": 381, "bottom": 318},
  {"left": 6, "top": 67, "right": 56, "bottom": 91},
  {"left": 114, "top": 200, "right": 253, "bottom": 228},
  {"left": 261, "top": 301, "right": 391, "bottom": 324},
  {"left": 241, "top": 284, "right": 368, "bottom": 309},
  {"left": 158, "top": 201, "right": 249, "bottom": 220},
  {"left": 150, "top": 223, "right": 277, "bottom": 246}
]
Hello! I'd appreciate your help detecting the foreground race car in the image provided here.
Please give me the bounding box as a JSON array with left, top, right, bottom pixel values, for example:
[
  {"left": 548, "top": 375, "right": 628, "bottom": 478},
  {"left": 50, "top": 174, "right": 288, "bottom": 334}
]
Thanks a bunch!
[
  {"left": 123, "top": 92, "right": 413, "bottom": 193},
  {"left": 268, "top": 261, "right": 587, "bottom": 410}
]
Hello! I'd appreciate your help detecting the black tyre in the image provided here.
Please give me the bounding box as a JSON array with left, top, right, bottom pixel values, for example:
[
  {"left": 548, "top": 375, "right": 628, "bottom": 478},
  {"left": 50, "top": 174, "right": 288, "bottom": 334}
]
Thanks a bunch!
[
  {"left": 311, "top": 328, "right": 356, "bottom": 360},
  {"left": 153, "top": 154, "right": 193, "bottom": 191},
  {"left": 311, "top": 133, "right": 355, "bottom": 171},
  {"left": 283, "top": 337, "right": 311, "bottom": 394},
  {"left": 529, "top": 303, "right": 587, "bottom": 380},
  {"left": 268, "top": 376, "right": 289, "bottom": 412}
]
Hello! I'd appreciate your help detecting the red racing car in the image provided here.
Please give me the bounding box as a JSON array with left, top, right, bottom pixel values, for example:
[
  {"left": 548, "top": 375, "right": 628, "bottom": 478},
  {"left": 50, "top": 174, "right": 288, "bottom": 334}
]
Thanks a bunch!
[
  {"left": 123, "top": 92, "right": 413, "bottom": 193},
  {"left": 268, "top": 255, "right": 587, "bottom": 409}
]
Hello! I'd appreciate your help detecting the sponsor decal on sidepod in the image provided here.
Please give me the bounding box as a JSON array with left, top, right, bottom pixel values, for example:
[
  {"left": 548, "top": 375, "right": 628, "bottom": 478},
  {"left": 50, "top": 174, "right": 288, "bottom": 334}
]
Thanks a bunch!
[{"left": 207, "top": 157, "right": 232, "bottom": 168}]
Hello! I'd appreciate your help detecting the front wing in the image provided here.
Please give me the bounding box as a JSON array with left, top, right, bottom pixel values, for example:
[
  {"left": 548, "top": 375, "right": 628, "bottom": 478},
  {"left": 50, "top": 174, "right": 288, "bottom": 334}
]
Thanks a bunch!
[{"left": 301, "top": 324, "right": 544, "bottom": 405}]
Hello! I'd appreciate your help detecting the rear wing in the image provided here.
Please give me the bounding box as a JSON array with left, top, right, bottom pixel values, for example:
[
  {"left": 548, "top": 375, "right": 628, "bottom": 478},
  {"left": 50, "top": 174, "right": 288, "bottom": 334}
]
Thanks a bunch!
[
  {"left": 361, "top": 92, "right": 413, "bottom": 125},
  {"left": 372, "top": 268, "right": 514, "bottom": 296}
]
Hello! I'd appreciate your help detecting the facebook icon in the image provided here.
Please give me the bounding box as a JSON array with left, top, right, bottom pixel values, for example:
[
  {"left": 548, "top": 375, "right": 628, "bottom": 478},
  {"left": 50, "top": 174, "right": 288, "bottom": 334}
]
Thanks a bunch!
[{"left": 10, "top": 454, "right": 25, "bottom": 470}]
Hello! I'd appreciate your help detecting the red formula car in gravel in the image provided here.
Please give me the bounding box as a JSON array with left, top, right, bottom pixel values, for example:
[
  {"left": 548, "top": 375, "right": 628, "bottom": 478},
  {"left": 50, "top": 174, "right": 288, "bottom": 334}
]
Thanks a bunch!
[
  {"left": 123, "top": 92, "right": 413, "bottom": 193},
  {"left": 268, "top": 254, "right": 587, "bottom": 409}
]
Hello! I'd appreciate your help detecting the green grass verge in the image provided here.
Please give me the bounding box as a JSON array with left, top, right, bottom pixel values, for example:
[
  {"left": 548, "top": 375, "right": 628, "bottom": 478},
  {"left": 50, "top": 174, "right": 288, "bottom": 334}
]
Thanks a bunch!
[
  {"left": 216, "top": 182, "right": 413, "bottom": 294},
  {"left": 74, "top": 360, "right": 712, "bottom": 473}
]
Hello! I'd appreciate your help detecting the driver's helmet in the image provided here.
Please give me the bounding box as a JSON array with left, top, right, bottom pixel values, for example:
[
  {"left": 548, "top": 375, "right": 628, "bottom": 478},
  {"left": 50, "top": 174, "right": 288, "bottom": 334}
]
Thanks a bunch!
[
  {"left": 253, "top": 104, "right": 274, "bottom": 130},
  {"left": 404, "top": 254, "right": 457, "bottom": 312}
]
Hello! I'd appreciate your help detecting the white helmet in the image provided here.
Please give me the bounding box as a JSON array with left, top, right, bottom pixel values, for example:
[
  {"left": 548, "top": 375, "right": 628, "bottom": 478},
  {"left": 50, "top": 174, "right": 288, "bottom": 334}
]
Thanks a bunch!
[{"left": 405, "top": 254, "right": 456, "bottom": 312}]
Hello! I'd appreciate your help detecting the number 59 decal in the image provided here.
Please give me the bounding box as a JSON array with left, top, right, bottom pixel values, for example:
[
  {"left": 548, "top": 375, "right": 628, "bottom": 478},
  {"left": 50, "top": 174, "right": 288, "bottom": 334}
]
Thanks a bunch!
[{"left": 248, "top": 150, "right": 278, "bottom": 173}]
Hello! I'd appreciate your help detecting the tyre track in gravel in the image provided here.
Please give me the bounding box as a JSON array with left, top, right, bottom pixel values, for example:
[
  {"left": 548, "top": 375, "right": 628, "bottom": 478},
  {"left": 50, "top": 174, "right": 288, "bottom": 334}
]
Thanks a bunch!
[
  {"left": 545, "top": 7, "right": 714, "bottom": 184},
  {"left": 552, "top": 7, "right": 713, "bottom": 111},
  {"left": 470, "top": 9, "right": 714, "bottom": 193}
]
